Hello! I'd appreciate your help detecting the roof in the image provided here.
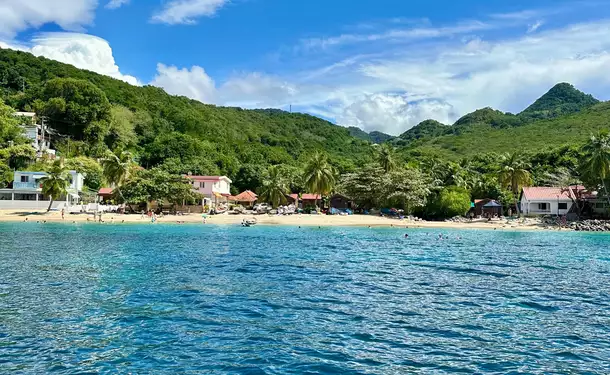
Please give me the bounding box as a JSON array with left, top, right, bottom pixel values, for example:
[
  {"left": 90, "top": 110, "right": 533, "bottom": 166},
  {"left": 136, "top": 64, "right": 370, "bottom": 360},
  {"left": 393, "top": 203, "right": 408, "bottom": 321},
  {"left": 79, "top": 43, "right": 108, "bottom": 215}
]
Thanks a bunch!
[
  {"left": 290, "top": 193, "right": 321, "bottom": 200},
  {"left": 483, "top": 201, "right": 502, "bottom": 207},
  {"left": 185, "top": 175, "right": 232, "bottom": 183},
  {"left": 232, "top": 190, "right": 257, "bottom": 202},
  {"left": 522, "top": 186, "right": 573, "bottom": 201},
  {"left": 98, "top": 188, "right": 113, "bottom": 195}
]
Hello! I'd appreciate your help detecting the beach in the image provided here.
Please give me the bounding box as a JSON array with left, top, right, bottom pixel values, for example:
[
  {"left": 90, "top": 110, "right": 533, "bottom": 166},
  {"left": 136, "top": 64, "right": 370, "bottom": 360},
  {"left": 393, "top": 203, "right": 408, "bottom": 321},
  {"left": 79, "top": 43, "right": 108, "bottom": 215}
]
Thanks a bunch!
[{"left": 0, "top": 209, "right": 553, "bottom": 230}]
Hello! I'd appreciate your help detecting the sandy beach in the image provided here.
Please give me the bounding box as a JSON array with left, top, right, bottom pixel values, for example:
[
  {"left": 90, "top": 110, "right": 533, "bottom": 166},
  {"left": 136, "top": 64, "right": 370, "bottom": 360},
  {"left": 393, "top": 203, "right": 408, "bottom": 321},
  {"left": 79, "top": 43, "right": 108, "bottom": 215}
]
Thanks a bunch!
[{"left": 0, "top": 209, "right": 556, "bottom": 231}]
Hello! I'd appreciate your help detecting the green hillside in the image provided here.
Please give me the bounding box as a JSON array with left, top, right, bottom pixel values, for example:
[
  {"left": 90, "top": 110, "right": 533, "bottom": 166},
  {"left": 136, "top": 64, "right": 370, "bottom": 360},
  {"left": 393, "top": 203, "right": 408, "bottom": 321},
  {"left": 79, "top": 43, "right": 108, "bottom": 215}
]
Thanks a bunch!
[
  {"left": 405, "top": 101, "right": 610, "bottom": 159},
  {"left": 347, "top": 127, "right": 393, "bottom": 143},
  {"left": 0, "top": 48, "right": 373, "bottom": 182}
]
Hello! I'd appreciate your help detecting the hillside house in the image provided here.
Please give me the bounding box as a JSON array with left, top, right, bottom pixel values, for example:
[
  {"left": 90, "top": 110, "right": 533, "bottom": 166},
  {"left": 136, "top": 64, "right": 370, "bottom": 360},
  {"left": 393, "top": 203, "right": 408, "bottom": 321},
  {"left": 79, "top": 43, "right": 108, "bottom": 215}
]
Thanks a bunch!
[
  {"left": 0, "top": 170, "right": 84, "bottom": 210},
  {"left": 185, "top": 175, "right": 232, "bottom": 207},
  {"left": 14, "top": 112, "right": 56, "bottom": 158}
]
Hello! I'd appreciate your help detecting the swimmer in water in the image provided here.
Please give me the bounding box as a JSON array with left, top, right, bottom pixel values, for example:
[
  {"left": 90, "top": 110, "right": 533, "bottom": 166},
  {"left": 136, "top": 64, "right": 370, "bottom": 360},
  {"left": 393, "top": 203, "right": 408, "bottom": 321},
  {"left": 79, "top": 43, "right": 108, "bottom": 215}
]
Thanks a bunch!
[{"left": 404, "top": 233, "right": 409, "bottom": 238}]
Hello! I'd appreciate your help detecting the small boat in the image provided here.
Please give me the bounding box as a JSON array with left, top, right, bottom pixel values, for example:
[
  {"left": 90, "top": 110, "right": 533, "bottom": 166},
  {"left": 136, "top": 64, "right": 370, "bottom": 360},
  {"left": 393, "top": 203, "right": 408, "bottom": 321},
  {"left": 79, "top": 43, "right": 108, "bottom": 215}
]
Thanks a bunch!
[{"left": 242, "top": 218, "right": 257, "bottom": 227}]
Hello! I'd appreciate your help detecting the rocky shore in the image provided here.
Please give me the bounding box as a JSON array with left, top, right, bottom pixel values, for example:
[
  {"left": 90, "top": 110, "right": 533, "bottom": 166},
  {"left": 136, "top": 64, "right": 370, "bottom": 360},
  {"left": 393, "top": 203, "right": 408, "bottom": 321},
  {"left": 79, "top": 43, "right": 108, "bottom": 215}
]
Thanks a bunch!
[{"left": 570, "top": 220, "right": 610, "bottom": 232}]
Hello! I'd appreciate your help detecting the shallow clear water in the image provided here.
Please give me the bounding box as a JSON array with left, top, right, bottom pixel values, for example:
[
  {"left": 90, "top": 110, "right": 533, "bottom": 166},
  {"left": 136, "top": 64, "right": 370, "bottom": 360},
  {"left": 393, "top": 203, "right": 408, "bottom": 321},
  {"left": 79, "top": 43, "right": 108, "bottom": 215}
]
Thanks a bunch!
[{"left": 0, "top": 223, "right": 609, "bottom": 374}]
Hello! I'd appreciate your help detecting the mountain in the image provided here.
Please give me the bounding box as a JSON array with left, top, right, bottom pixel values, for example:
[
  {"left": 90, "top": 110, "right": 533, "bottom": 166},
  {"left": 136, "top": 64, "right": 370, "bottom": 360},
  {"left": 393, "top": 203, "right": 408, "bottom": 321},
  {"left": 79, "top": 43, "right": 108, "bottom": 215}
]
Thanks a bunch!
[
  {"left": 0, "top": 48, "right": 373, "bottom": 179},
  {"left": 1, "top": 47, "right": 608, "bottom": 172},
  {"left": 404, "top": 101, "right": 610, "bottom": 159},
  {"left": 347, "top": 127, "right": 393, "bottom": 143},
  {"left": 394, "top": 120, "right": 450, "bottom": 146},
  {"left": 520, "top": 82, "right": 600, "bottom": 120}
]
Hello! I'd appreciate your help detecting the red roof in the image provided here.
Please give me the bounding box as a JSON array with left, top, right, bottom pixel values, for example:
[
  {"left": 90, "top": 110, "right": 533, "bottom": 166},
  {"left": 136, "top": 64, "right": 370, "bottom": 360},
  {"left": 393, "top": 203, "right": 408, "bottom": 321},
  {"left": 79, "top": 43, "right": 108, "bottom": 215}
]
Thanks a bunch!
[
  {"left": 289, "top": 193, "right": 321, "bottom": 200},
  {"left": 232, "top": 190, "right": 257, "bottom": 202},
  {"left": 98, "top": 188, "right": 113, "bottom": 195},
  {"left": 522, "top": 187, "right": 573, "bottom": 201}
]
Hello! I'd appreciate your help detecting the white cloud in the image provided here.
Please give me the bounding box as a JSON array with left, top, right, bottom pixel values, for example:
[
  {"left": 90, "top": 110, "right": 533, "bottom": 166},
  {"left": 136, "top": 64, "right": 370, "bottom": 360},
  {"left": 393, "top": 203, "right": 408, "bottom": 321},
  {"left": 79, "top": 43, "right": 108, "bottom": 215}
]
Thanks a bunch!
[
  {"left": 28, "top": 32, "right": 140, "bottom": 86},
  {"left": 0, "top": 0, "right": 97, "bottom": 38},
  {"left": 338, "top": 94, "right": 456, "bottom": 135},
  {"left": 149, "top": 64, "right": 298, "bottom": 108},
  {"left": 527, "top": 20, "right": 544, "bottom": 33},
  {"left": 150, "top": 64, "right": 217, "bottom": 103},
  {"left": 106, "top": 0, "right": 130, "bottom": 9},
  {"left": 151, "top": 0, "right": 229, "bottom": 25}
]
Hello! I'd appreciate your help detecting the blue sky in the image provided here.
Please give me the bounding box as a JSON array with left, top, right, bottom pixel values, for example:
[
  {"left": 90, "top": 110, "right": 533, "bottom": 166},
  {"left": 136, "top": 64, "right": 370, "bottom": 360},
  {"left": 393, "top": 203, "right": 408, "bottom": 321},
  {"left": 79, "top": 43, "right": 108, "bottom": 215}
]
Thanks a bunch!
[{"left": 1, "top": 0, "right": 610, "bottom": 135}]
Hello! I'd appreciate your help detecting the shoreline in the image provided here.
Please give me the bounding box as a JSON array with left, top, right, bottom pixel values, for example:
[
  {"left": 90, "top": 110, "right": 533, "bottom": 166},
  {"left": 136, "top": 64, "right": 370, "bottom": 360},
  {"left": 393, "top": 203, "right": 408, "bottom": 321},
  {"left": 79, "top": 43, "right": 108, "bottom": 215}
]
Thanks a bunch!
[{"left": 0, "top": 209, "right": 564, "bottom": 231}]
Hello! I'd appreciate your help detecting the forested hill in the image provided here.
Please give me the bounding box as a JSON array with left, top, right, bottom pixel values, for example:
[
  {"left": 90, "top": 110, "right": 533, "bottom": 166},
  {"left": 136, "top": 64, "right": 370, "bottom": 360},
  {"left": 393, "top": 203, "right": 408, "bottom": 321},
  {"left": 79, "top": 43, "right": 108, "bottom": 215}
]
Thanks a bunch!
[
  {"left": 0, "top": 47, "right": 375, "bottom": 189},
  {"left": 1, "top": 46, "right": 609, "bottom": 176}
]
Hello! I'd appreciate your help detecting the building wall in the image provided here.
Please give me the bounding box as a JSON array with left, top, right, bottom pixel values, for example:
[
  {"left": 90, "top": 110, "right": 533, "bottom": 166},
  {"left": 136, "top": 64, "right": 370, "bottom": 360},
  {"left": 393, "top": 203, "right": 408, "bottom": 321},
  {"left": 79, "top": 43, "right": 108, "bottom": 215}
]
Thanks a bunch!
[
  {"left": 521, "top": 199, "right": 573, "bottom": 215},
  {"left": 190, "top": 178, "right": 231, "bottom": 196}
]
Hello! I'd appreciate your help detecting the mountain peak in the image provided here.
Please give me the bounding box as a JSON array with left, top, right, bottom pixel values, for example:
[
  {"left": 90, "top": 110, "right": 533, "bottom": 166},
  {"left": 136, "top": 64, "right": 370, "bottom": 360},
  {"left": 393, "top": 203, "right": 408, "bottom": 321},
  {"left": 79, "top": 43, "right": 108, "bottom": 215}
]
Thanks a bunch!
[{"left": 520, "top": 83, "right": 599, "bottom": 118}]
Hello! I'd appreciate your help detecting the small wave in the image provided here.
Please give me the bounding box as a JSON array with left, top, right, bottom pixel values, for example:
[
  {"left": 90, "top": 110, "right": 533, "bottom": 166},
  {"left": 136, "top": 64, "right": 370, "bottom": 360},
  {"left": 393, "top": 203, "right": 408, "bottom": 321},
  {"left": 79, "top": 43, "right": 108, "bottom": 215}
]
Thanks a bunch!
[{"left": 516, "top": 301, "right": 560, "bottom": 312}]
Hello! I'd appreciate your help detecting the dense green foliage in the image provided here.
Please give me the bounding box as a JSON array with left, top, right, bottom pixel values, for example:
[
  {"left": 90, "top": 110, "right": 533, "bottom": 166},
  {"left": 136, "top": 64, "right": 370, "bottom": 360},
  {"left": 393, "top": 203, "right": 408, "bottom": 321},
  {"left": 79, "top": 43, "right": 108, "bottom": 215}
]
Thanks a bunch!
[{"left": 1, "top": 48, "right": 609, "bottom": 218}]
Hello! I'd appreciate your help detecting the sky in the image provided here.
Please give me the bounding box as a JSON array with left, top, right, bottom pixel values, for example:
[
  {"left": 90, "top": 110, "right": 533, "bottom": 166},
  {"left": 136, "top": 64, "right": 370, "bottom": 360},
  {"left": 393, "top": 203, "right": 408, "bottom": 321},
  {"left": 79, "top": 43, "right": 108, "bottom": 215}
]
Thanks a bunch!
[{"left": 1, "top": 0, "right": 610, "bottom": 135}]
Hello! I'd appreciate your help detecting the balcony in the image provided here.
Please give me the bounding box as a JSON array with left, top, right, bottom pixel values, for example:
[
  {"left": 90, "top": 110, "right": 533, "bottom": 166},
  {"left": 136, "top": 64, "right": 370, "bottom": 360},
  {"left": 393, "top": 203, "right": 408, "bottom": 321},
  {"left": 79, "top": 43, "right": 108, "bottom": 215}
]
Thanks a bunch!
[{"left": 13, "top": 181, "right": 40, "bottom": 190}]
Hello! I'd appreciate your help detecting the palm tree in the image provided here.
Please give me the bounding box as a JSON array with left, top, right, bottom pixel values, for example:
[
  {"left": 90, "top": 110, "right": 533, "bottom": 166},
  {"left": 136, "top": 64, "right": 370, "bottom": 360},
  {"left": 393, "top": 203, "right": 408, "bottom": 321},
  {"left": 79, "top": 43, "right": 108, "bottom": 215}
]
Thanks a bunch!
[
  {"left": 259, "top": 165, "right": 289, "bottom": 208},
  {"left": 101, "top": 149, "right": 133, "bottom": 200},
  {"left": 498, "top": 153, "right": 531, "bottom": 216},
  {"left": 376, "top": 144, "right": 397, "bottom": 173},
  {"left": 303, "top": 152, "right": 336, "bottom": 208},
  {"left": 40, "top": 160, "right": 70, "bottom": 212},
  {"left": 582, "top": 132, "right": 610, "bottom": 205}
]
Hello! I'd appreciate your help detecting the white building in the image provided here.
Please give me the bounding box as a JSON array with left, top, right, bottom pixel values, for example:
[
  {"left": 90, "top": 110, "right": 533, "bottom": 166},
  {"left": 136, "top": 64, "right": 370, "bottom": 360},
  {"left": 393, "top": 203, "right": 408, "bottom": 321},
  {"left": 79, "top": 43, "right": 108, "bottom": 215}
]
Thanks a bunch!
[
  {"left": 0, "top": 170, "right": 84, "bottom": 210},
  {"left": 521, "top": 186, "right": 575, "bottom": 216},
  {"left": 14, "top": 112, "right": 56, "bottom": 158},
  {"left": 185, "top": 175, "right": 232, "bottom": 207}
]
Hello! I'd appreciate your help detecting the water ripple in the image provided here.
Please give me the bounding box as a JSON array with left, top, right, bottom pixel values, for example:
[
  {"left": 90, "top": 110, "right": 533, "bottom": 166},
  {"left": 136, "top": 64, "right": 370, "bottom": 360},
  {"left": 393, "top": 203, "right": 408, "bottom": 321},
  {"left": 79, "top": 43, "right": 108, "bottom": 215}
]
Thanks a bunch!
[{"left": 0, "top": 223, "right": 609, "bottom": 374}]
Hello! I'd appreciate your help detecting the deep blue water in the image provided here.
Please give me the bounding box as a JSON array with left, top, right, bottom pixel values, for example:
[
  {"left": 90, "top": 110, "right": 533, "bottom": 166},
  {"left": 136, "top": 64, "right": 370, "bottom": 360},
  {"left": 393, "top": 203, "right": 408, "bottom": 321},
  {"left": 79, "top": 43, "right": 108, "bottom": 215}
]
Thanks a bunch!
[{"left": 0, "top": 223, "right": 609, "bottom": 374}]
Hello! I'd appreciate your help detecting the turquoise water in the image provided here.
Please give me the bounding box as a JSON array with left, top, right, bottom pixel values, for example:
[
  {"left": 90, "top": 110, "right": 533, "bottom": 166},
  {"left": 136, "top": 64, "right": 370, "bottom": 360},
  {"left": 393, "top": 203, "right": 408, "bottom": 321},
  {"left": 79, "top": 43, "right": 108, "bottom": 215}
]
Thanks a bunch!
[{"left": 0, "top": 223, "right": 609, "bottom": 374}]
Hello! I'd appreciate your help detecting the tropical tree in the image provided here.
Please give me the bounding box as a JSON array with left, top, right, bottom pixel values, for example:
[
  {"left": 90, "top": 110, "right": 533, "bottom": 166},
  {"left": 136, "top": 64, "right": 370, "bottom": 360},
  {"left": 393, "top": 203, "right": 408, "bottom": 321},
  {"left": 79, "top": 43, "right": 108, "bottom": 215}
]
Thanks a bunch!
[
  {"left": 102, "top": 149, "right": 133, "bottom": 199},
  {"left": 581, "top": 132, "right": 610, "bottom": 205},
  {"left": 376, "top": 143, "right": 397, "bottom": 173},
  {"left": 498, "top": 153, "right": 532, "bottom": 215},
  {"left": 259, "top": 165, "right": 289, "bottom": 208},
  {"left": 303, "top": 152, "right": 336, "bottom": 207},
  {"left": 338, "top": 164, "right": 386, "bottom": 209},
  {"left": 383, "top": 168, "right": 431, "bottom": 213},
  {"left": 436, "top": 186, "right": 472, "bottom": 218},
  {"left": 39, "top": 160, "right": 70, "bottom": 212}
]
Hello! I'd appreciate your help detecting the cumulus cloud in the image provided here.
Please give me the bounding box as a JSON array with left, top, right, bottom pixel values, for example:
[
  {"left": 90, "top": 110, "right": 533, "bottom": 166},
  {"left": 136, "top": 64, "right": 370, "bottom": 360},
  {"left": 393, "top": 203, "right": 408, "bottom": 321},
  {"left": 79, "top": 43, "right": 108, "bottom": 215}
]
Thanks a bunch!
[
  {"left": 150, "top": 64, "right": 300, "bottom": 108},
  {"left": 0, "top": 0, "right": 97, "bottom": 38},
  {"left": 338, "top": 94, "right": 456, "bottom": 135},
  {"left": 150, "top": 64, "right": 217, "bottom": 103},
  {"left": 29, "top": 33, "right": 140, "bottom": 86},
  {"left": 106, "top": 0, "right": 130, "bottom": 9},
  {"left": 151, "top": 0, "right": 230, "bottom": 25}
]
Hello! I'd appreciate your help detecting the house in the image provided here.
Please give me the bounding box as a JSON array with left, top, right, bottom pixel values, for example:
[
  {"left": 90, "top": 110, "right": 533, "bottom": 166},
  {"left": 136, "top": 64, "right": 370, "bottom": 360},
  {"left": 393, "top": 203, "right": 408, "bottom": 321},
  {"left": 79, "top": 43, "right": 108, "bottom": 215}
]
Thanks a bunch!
[
  {"left": 329, "top": 194, "right": 352, "bottom": 209},
  {"left": 14, "top": 112, "right": 56, "bottom": 158},
  {"left": 230, "top": 190, "right": 257, "bottom": 208},
  {"left": 288, "top": 193, "right": 322, "bottom": 208},
  {"left": 185, "top": 175, "right": 232, "bottom": 207},
  {"left": 97, "top": 188, "right": 114, "bottom": 203},
  {"left": 0, "top": 170, "right": 84, "bottom": 210},
  {"left": 520, "top": 187, "right": 574, "bottom": 216}
]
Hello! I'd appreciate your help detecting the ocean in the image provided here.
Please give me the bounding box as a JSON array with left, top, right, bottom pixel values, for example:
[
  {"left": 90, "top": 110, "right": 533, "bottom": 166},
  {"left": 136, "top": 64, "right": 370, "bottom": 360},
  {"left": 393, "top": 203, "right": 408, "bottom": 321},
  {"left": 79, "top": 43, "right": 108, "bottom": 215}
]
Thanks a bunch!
[{"left": 0, "top": 223, "right": 609, "bottom": 374}]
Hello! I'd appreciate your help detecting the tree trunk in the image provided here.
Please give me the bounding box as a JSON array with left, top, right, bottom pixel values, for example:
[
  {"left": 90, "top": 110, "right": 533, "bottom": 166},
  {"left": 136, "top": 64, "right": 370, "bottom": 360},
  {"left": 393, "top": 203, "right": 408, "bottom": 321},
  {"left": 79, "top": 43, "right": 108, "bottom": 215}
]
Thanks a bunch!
[
  {"left": 602, "top": 178, "right": 610, "bottom": 206},
  {"left": 47, "top": 198, "right": 54, "bottom": 212}
]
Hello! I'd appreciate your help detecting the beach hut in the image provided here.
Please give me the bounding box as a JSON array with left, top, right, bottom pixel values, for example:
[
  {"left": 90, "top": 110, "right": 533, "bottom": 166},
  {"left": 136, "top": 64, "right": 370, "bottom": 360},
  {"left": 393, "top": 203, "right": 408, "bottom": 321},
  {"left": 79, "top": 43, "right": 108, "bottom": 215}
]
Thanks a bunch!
[
  {"left": 482, "top": 200, "right": 503, "bottom": 218},
  {"left": 97, "top": 188, "right": 113, "bottom": 203},
  {"left": 231, "top": 190, "right": 258, "bottom": 208}
]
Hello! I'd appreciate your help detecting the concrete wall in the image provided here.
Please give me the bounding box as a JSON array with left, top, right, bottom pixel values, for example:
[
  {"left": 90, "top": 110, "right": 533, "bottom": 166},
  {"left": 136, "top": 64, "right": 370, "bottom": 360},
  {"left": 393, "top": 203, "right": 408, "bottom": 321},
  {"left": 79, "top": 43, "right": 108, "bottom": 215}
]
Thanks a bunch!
[
  {"left": 521, "top": 199, "right": 573, "bottom": 215},
  {"left": 0, "top": 200, "right": 68, "bottom": 210}
]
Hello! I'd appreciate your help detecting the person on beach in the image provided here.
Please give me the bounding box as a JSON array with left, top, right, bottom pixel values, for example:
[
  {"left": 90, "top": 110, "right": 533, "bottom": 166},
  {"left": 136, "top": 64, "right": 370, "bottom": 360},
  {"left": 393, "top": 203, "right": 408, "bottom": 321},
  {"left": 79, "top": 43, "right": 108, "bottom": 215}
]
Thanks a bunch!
[{"left": 61, "top": 209, "right": 65, "bottom": 220}]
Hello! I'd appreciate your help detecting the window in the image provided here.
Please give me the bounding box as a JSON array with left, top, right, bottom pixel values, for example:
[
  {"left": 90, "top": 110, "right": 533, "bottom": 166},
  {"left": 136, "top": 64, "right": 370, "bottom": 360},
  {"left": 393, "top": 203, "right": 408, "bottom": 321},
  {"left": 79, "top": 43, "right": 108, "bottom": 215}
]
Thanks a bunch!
[
  {"left": 20, "top": 176, "right": 29, "bottom": 183},
  {"left": 558, "top": 203, "right": 568, "bottom": 210},
  {"left": 538, "top": 203, "right": 549, "bottom": 211},
  {"left": 0, "top": 193, "right": 12, "bottom": 200},
  {"left": 200, "top": 182, "right": 205, "bottom": 188},
  {"left": 14, "top": 193, "right": 37, "bottom": 201}
]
